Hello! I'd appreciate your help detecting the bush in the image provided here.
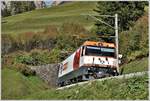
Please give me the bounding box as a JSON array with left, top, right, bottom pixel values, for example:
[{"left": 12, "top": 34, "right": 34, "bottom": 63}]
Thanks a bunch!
[
  {"left": 59, "top": 22, "right": 88, "bottom": 35},
  {"left": 14, "top": 63, "right": 35, "bottom": 76},
  {"left": 2, "top": 55, "right": 35, "bottom": 76},
  {"left": 48, "top": 48, "right": 62, "bottom": 63},
  {"left": 1, "top": 25, "right": 58, "bottom": 54},
  {"left": 127, "top": 49, "right": 148, "bottom": 62},
  {"left": 119, "top": 13, "right": 148, "bottom": 62},
  {"left": 15, "top": 55, "right": 33, "bottom": 65},
  {"left": 29, "top": 49, "right": 50, "bottom": 65},
  {"left": 1, "top": 34, "right": 15, "bottom": 54}
]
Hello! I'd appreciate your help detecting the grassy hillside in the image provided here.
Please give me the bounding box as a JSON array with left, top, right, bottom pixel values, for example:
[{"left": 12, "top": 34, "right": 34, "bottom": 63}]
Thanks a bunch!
[
  {"left": 2, "top": 57, "right": 148, "bottom": 100},
  {"left": 121, "top": 57, "right": 148, "bottom": 74},
  {"left": 1, "top": 1, "right": 149, "bottom": 100},
  {"left": 24, "top": 73, "right": 148, "bottom": 100},
  {"left": 2, "top": 2, "right": 97, "bottom": 34},
  {"left": 1, "top": 68, "right": 50, "bottom": 99}
]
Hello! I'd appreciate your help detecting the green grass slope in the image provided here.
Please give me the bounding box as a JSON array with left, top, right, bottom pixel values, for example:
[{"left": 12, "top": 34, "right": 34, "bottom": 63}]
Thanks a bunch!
[
  {"left": 23, "top": 57, "right": 148, "bottom": 100},
  {"left": 121, "top": 57, "right": 148, "bottom": 74},
  {"left": 2, "top": 58, "right": 148, "bottom": 100},
  {"left": 24, "top": 73, "right": 148, "bottom": 100},
  {"left": 2, "top": 2, "right": 97, "bottom": 34},
  {"left": 1, "top": 68, "right": 49, "bottom": 99}
]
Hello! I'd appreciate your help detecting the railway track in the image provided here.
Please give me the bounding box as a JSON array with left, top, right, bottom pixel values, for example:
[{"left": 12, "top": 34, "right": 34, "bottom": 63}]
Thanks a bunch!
[{"left": 57, "top": 71, "right": 148, "bottom": 90}]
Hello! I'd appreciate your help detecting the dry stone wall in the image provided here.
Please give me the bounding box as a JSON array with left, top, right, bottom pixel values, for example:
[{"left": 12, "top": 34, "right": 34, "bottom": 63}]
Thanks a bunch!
[{"left": 30, "top": 64, "right": 59, "bottom": 87}]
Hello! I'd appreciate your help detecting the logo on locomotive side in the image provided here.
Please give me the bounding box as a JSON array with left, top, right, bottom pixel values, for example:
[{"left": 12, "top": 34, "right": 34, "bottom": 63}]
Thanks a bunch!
[{"left": 99, "top": 58, "right": 105, "bottom": 64}]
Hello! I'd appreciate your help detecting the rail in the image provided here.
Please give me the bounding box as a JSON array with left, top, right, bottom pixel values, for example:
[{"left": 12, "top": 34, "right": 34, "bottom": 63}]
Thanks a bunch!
[{"left": 57, "top": 71, "right": 148, "bottom": 90}]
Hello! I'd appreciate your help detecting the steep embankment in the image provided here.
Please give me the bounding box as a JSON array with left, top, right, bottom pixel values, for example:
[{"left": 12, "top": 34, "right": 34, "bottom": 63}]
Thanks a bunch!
[
  {"left": 2, "top": 57, "right": 148, "bottom": 99},
  {"left": 1, "top": 68, "right": 50, "bottom": 99},
  {"left": 121, "top": 57, "right": 148, "bottom": 74},
  {"left": 24, "top": 73, "right": 148, "bottom": 100},
  {"left": 2, "top": 2, "right": 97, "bottom": 34}
]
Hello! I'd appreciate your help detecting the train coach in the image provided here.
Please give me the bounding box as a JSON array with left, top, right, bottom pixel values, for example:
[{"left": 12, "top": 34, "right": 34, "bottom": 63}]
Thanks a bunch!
[{"left": 58, "top": 41, "right": 120, "bottom": 86}]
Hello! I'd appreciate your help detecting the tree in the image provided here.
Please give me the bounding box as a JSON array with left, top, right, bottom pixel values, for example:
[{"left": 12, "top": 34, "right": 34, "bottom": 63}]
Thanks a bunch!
[
  {"left": 94, "top": 1, "right": 148, "bottom": 42},
  {"left": 1, "top": 1, "right": 11, "bottom": 17},
  {"left": 10, "top": 1, "right": 36, "bottom": 15}
]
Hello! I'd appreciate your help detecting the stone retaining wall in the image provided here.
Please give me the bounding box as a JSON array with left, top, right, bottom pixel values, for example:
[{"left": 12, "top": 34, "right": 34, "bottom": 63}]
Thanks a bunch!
[{"left": 30, "top": 64, "right": 59, "bottom": 87}]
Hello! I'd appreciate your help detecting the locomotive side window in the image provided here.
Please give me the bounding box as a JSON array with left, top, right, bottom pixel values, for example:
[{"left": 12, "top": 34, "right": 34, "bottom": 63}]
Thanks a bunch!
[{"left": 85, "top": 46, "right": 115, "bottom": 57}]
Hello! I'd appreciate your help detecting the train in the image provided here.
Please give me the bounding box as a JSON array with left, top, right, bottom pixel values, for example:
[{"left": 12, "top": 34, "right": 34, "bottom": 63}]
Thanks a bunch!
[{"left": 57, "top": 41, "right": 121, "bottom": 86}]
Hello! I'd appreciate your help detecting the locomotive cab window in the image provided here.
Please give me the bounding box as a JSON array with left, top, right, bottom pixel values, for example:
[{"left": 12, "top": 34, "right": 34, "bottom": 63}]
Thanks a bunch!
[
  {"left": 81, "top": 46, "right": 85, "bottom": 56},
  {"left": 85, "top": 46, "right": 115, "bottom": 57}
]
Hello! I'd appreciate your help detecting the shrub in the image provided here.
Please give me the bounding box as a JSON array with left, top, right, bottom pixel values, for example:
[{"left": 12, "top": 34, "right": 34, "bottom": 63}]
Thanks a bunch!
[
  {"left": 2, "top": 25, "right": 58, "bottom": 54},
  {"left": 29, "top": 49, "right": 50, "bottom": 65},
  {"left": 15, "top": 54, "right": 33, "bottom": 65},
  {"left": 48, "top": 48, "right": 62, "bottom": 63},
  {"left": 119, "top": 13, "right": 148, "bottom": 63},
  {"left": 127, "top": 51, "right": 144, "bottom": 62},
  {"left": 43, "top": 25, "right": 59, "bottom": 39},
  {"left": 14, "top": 63, "right": 35, "bottom": 76},
  {"left": 59, "top": 22, "right": 88, "bottom": 35},
  {"left": 1, "top": 34, "right": 15, "bottom": 54},
  {"left": 2, "top": 54, "right": 35, "bottom": 76}
]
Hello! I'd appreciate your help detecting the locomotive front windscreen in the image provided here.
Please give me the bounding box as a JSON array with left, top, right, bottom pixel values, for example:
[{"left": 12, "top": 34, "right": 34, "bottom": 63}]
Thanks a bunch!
[{"left": 85, "top": 46, "right": 115, "bottom": 57}]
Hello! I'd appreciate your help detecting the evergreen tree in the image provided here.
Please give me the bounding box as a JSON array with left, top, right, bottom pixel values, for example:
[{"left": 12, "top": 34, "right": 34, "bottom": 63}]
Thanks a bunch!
[{"left": 94, "top": 1, "right": 148, "bottom": 42}]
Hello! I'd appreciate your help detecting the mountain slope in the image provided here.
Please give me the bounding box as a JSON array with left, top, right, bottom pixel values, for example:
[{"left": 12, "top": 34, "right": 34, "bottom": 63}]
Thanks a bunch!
[{"left": 2, "top": 2, "right": 97, "bottom": 34}]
